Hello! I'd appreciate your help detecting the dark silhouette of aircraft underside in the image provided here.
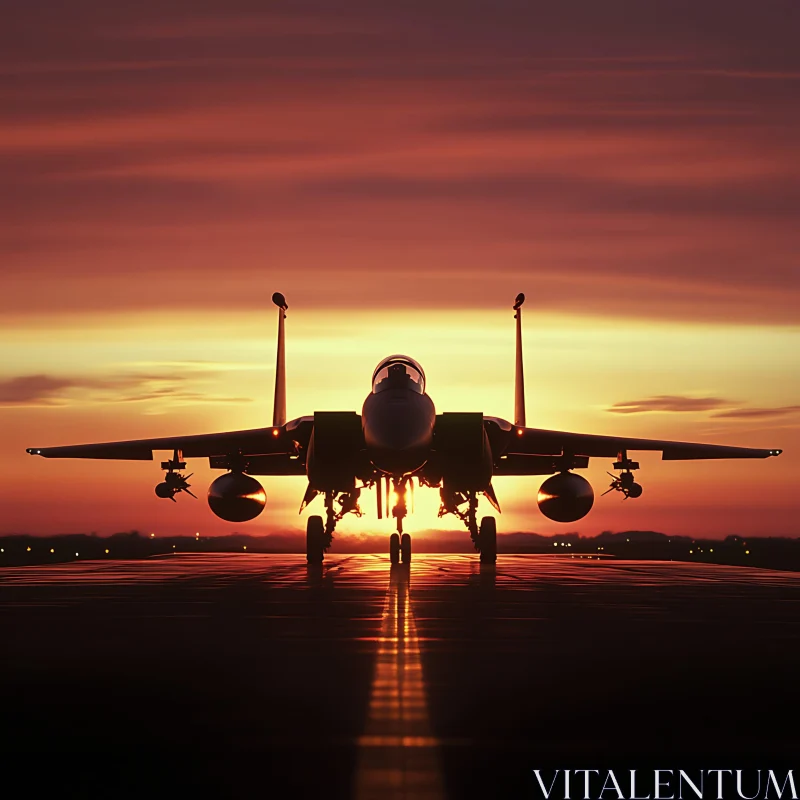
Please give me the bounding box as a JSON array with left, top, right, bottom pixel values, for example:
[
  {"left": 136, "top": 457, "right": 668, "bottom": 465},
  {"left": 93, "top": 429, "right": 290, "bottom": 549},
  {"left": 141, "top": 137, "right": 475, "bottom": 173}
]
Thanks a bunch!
[{"left": 27, "top": 293, "right": 782, "bottom": 565}]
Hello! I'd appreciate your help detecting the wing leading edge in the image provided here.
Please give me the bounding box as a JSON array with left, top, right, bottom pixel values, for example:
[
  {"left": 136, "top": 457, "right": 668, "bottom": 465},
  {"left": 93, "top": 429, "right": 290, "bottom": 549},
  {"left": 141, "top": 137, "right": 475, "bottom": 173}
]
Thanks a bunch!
[
  {"left": 26, "top": 416, "right": 314, "bottom": 467},
  {"left": 484, "top": 416, "right": 782, "bottom": 475}
]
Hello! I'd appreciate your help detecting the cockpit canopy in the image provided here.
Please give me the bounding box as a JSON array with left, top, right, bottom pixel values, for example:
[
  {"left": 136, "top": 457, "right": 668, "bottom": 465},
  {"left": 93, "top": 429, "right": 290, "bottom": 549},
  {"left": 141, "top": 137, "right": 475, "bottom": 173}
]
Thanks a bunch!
[{"left": 372, "top": 355, "right": 426, "bottom": 394}]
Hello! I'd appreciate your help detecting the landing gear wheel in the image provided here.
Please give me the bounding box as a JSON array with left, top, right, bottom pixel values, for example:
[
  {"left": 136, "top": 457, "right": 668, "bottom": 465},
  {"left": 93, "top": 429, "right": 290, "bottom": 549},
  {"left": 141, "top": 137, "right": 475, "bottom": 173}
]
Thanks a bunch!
[
  {"left": 401, "top": 533, "right": 411, "bottom": 564},
  {"left": 390, "top": 533, "right": 400, "bottom": 564},
  {"left": 479, "top": 516, "right": 497, "bottom": 564},
  {"left": 306, "top": 515, "right": 324, "bottom": 564}
]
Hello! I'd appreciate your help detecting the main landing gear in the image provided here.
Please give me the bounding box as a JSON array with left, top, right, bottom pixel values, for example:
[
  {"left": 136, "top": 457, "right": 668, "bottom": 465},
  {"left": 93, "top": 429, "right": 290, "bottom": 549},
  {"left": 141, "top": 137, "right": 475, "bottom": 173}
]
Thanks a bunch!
[
  {"left": 306, "top": 515, "right": 325, "bottom": 565},
  {"left": 305, "top": 487, "right": 362, "bottom": 564},
  {"left": 440, "top": 488, "right": 497, "bottom": 564},
  {"left": 389, "top": 479, "right": 413, "bottom": 564},
  {"left": 478, "top": 516, "right": 497, "bottom": 564}
]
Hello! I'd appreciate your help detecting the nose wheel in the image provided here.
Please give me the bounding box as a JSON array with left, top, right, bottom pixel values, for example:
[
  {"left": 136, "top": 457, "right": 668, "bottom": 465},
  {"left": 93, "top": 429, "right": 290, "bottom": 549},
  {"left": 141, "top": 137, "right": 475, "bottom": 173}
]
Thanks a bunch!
[
  {"left": 401, "top": 533, "right": 411, "bottom": 564},
  {"left": 390, "top": 532, "right": 411, "bottom": 564},
  {"left": 390, "top": 533, "right": 400, "bottom": 564}
]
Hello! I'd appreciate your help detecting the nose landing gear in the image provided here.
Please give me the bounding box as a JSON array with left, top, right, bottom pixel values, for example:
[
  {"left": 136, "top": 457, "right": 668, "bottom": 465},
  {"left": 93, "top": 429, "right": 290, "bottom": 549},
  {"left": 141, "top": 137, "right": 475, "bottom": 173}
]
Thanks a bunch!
[{"left": 388, "top": 479, "right": 413, "bottom": 564}]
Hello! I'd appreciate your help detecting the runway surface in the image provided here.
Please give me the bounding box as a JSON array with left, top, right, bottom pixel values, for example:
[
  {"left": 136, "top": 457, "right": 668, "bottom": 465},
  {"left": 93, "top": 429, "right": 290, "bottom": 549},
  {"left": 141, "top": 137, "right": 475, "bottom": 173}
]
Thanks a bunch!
[{"left": 2, "top": 554, "right": 799, "bottom": 798}]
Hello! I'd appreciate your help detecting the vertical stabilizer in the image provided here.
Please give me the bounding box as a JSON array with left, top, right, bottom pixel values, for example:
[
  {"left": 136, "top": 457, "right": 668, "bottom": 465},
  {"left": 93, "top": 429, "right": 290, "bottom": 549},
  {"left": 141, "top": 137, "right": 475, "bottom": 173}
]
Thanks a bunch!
[
  {"left": 272, "top": 292, "right": 288, "bottom": 427},
  {"left": 513, "top": 293, "right": 526, "bottom": 427}
]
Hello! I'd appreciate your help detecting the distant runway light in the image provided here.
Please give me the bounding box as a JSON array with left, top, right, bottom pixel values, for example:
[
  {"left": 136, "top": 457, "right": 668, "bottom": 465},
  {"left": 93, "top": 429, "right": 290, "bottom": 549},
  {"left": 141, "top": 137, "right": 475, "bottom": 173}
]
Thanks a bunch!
[
  {"left": 243, "top": 546, "right": 247, "bottom": 550},
  {"left": 745, "top": 550, "right": 750, "bottom": 555},
  {"left": 26, "top": 546, "right": 31, "bottom": 552},
  {"left": 50, "top": 548, "right": 54, "bottom": 554},
  {"left": 75, "top": 552, "right": 79, "bottom": 557},
  {"left": 105, "top": 549, "right": 109, "bottom": 554},
  {"left": 150, "top": 533, "right": 155, "bottom": 538}
]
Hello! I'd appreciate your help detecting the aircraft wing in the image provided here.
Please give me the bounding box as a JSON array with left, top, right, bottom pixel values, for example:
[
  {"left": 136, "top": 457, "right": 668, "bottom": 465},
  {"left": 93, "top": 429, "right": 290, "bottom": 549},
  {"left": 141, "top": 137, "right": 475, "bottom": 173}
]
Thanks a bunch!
[
  {"left": 26, "top": 416, "right": 314, "bottom": 465},
  {"left": 485, "top": 416, "right": 782, "bottom": 475}
]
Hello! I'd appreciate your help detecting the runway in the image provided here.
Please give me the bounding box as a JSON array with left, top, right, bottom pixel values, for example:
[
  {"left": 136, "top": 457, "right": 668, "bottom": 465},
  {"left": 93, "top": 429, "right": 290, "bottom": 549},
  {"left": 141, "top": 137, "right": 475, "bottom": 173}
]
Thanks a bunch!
[{"left": 1, "top": 554, "right": 799, "bottom": 798}]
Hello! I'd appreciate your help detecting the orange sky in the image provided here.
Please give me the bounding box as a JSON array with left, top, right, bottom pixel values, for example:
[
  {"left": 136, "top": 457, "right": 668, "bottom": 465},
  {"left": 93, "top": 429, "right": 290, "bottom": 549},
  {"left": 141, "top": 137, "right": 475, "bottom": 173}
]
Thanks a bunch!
[{"left": 1, "top": 2, "right": 798, "bottom": 540}]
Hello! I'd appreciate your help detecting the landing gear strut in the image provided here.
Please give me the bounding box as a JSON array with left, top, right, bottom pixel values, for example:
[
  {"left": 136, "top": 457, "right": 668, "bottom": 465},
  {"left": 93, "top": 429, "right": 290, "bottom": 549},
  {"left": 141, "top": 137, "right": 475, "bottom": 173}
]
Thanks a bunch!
[
  {"left": 391, "top": 478, "right": 408, "bottom": 534},
  {"left": 603, "top": 450, "right": 643, "bottom": 499},
  {"left": 440, "top": 489, "right": 480, "bottom": 548}
]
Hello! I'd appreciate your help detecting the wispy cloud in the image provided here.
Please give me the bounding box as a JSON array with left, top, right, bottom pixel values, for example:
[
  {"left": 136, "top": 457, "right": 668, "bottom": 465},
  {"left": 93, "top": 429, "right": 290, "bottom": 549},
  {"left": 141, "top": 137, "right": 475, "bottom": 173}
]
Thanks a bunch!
[
  {"left": 608, "top": 395, "right": 800, "bottom": 421},
  {"left": 609, "top": 395, "right": 730, "bottom": 414},
  {"left": 0, "top": 375, "right": 76, "bottom": 406},
  {"left": 0, "top": 0, "right": 798, "bottom": 326},
  {"left": 0, "top": 372, "right": 251, "bottom": 408},
  {"left": 712, "top": 405, "right": 800, "bottom": 420}
]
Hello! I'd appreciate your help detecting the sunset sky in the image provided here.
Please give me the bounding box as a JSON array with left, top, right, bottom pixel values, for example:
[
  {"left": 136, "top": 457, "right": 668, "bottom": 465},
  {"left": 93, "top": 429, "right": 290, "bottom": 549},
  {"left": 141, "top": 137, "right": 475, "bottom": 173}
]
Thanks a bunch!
[{"left": 2, "top": 1, "right": 798, "bottom": 541}]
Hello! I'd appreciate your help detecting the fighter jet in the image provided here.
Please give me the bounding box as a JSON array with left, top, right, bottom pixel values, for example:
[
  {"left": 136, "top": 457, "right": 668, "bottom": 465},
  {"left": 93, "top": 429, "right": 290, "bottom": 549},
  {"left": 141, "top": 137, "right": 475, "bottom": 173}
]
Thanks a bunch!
[{"left": 27, "top": 293, "right": 782, "bottom": 565}]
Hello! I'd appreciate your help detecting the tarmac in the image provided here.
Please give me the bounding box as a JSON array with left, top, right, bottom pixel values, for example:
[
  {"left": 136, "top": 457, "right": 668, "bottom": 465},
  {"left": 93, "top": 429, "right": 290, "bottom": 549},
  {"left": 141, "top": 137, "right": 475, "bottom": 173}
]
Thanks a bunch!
[{"left": 1, "top": 553, "right": 798, "bottom": 798}]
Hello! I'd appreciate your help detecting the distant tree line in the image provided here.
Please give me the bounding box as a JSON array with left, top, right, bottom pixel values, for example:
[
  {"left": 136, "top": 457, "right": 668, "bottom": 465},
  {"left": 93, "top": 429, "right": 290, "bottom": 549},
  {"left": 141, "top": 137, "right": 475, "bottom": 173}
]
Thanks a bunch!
[{"left": 1, "top": 529, "right": 799, "bottom": 571}]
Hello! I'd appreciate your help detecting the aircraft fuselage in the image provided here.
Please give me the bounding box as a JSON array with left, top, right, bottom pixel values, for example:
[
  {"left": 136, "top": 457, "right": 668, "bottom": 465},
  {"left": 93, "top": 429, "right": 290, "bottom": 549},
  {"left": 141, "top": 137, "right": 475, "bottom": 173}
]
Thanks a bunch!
[{"left": 361, "top": 355, "right": 436, "bottom": 477}]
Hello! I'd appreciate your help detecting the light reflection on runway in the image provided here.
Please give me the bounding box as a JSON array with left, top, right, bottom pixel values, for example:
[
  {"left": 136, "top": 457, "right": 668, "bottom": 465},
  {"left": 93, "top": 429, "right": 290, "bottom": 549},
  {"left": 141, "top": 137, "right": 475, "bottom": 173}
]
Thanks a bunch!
[
  {"left": 3, "top": 552, "right": 799, "bottom": 589},
  {"left": 354, "top": 565, "right": 444, "bottom": 800}
]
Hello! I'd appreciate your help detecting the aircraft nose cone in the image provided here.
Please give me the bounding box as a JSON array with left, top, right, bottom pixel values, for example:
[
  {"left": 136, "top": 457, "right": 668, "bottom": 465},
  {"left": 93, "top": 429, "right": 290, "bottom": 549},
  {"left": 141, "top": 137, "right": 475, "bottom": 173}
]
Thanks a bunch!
[{"left": 362, "top": 390, "right": 435, "bottom": 475}]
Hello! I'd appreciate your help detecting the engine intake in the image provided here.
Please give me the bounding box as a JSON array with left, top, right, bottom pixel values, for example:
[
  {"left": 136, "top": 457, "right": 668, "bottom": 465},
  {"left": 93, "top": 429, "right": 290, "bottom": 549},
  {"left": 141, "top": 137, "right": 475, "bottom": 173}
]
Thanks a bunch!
[
  {"left": 537, "top": 472, "right": 594, "bottom": 523},
  {"left": 208, "top": 472, "right": 266, "bottom": 522}
]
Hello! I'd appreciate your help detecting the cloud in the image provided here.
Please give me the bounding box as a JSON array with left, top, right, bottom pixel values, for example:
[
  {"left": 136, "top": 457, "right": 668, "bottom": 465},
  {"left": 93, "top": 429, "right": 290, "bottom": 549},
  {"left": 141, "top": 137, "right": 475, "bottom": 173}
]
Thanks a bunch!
[
  {"left": 712, "top": 405, "right": 800, "bottom": 420},
  {"left": 0, "top": 1, "right": 798, "bottom": 326},
  {"left": 0, "top": 375, "right": 77, "bottom": 405},
  {"left": 0, "top": 372, "right": 251, "bottom": 408},
  {"left": 608, "top": 396, "right": 800, "bottom": 421},
  {"left": 608, "top": 395, "right": 731, "bottom": 414}
]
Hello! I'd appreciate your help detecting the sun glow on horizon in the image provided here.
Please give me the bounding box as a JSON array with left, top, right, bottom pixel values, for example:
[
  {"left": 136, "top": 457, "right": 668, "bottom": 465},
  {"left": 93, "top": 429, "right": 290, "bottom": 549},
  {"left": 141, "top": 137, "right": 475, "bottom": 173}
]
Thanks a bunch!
[{"left": 1, "top": 304, "right": 796, "bottom": 539}]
